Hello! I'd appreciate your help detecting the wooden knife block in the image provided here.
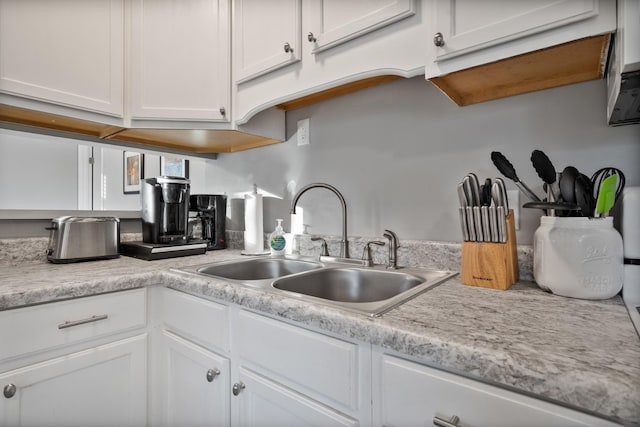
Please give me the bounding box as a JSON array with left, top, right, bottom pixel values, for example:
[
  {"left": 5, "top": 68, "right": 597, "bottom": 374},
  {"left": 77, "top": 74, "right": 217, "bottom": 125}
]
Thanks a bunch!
[{"left": 461, "top": 210, "right": 518, "bottom": 290}]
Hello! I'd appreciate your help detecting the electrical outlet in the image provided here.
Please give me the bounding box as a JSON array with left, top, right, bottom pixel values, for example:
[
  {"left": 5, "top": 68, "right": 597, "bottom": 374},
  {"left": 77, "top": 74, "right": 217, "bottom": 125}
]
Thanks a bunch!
[
  {"left": 297, "top": 118, "right": 310, "bottom": 146},
  {"left": 507, "top": 190, "right": 520, "bottom": 230}
]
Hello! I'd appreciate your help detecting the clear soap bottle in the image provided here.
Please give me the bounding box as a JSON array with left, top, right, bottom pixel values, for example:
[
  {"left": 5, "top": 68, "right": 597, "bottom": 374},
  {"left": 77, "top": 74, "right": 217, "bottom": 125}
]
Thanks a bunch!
[{"left": 269, "top": 219, "right": 286, "bottom": 257}]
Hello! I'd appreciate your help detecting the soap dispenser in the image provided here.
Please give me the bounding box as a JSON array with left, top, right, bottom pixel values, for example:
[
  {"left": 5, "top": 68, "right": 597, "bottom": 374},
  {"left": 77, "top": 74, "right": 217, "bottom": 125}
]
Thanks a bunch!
[{"left": 269, "top": 219, "right": 287, "bottom": 257}]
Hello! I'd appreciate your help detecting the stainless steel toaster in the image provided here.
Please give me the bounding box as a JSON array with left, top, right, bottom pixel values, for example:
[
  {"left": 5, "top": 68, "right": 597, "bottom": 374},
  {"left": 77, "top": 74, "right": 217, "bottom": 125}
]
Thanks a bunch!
[{"left": 46, "top": 216, "right": 120, "bottom": 263}]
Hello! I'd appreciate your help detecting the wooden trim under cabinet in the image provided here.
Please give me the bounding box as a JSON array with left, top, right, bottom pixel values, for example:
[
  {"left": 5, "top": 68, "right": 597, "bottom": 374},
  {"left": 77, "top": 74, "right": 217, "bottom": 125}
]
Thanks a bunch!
[
  {"left": 0, "top": 104, "right": 124, "bottom": 139},
  {"left": 275, "top": 75, "right": 403, "bottom": 111},
  {"left": 430, "top": 34, "right": 611, "bottom": 106},
  {"left": 0, "top": 104, "right": 282, "bottom": 154}
]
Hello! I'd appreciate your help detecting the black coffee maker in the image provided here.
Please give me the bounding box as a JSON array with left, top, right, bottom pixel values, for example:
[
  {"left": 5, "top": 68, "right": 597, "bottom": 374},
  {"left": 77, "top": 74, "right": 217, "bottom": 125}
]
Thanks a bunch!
[
  {"left": 189, "top": 194, "right": 227, "bottom": 250},
  {"left": 141, "top": 176, "right": 191, "bottom": 244},
  {"left": 120, "top": 176, "right": 208, "bottom": 260}
]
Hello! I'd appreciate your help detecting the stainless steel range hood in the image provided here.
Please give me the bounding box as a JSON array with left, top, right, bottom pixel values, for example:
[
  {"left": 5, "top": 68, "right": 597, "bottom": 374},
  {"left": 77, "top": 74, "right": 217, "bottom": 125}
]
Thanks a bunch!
[{"left": 607, "top": 0, "right": 640, "bottom": 126}]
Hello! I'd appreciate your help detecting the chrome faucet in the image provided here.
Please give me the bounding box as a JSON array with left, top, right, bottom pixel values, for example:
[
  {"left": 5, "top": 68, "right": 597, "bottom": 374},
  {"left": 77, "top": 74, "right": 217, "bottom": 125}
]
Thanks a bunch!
[
  {"left": 383, "top": 229, "right": 399, "bottom": 269},
  {"left": 290, "top": 183, "right": 349, "bottom": 258}
]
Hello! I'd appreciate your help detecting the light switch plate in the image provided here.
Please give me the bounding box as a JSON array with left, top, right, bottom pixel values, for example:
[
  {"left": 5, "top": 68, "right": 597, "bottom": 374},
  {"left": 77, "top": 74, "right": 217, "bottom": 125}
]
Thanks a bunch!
[{"left": 297, "top": 118, "right": 309, "bottom": 146}]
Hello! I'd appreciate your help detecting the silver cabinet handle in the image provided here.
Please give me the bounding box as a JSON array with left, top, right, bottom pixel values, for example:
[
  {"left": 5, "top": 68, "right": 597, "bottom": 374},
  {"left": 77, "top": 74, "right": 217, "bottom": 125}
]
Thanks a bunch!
[
  {"left": 232, "top": 382, "right": 245, "bottom": 396},
  {"left": 284, "top": 42, "right": 293, "bottom": 53},
  {"left": 307, "top": 32, "right": 317, "bottom": 42},
  {"left": 434, "top": 32, "right": 445, "bottom": 47},
  {"left": 206, "top": 368, "right": 220, "bottom": 382},
  {"left": 58, "top": 314, "right": 108, "bottom": 330},
  {"left": 433, "top": 415, "right": 460, "bottom": 427},
  {"left": 219, "top": 107, "right": 226, "bottom": 116},
  {"left": 3, "top": 384, "right": 16, "bottom": 399}
]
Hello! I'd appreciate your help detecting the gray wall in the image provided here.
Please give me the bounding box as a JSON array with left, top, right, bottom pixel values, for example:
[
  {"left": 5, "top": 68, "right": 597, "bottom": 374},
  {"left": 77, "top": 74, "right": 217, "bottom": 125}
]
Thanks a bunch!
[
  {"left": 1, "top": 77, "right": 638, "bottom": 243},
  {"left": 206, "top": 77, "right": 640, "bottom": 245}
]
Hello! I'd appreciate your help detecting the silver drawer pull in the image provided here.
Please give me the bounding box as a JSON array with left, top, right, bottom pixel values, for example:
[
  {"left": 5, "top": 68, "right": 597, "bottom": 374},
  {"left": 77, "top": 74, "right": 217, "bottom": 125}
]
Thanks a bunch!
[
  {"left": 433, "top": 415, "right": 460, "bottom": 427},
  {"left": 58, "top": 314, "right": 108, "bottom": 330}
]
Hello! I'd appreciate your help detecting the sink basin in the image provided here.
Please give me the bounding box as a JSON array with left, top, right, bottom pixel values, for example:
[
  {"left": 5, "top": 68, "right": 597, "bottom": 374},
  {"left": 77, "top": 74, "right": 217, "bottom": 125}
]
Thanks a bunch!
[
  {"left": 273, "top": 268, "right": 423, "bottom": 303},
  {"left": 176, "top": 256, "right": 457, "bottom": 317},
  {"left": 272, "top": 267, "right": 457, "bottom": 316},
  {"left": 196, "top": 258, "right": 322, "bottom": 280}
]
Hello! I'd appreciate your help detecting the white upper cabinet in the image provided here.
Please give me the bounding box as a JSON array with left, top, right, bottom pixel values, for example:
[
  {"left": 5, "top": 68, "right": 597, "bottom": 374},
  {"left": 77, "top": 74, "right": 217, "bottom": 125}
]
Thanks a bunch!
[
  {"left": 129, "top": 0, "right": 231, "bottom": 121},
  {"left": 234, "top": 0, "right": 302, "bottom": 83},
  {"left": 0, "top": 0, "right": 124, "bottom": 117},
  {"left": 427, "top": 0, "right": 615, "bottom": 77},
  {"left": 233, "top": 0, "right": 425, "bottom": 123},
  {"left": 307, "top": 0, "right": 416, "bottom": 53}
]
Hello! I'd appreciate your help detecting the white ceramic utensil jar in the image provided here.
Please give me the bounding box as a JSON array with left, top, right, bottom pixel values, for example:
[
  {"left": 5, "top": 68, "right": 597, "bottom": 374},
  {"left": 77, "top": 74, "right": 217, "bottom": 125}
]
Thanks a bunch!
[{"left": 533, "top": 216, "right": 623, "bottom": 299}]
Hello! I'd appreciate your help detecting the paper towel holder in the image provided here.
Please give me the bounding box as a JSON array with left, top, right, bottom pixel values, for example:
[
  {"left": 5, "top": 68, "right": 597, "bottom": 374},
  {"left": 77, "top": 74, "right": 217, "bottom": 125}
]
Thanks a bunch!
[{"left": 242, "top": 184, "right": 270, "bottom": 256}]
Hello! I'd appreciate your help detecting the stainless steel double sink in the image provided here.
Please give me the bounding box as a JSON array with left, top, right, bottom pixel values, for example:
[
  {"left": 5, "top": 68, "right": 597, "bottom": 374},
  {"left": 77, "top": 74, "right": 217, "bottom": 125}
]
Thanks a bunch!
[{"left": 175, "top": 256, "right": 457, "bottom": 317}]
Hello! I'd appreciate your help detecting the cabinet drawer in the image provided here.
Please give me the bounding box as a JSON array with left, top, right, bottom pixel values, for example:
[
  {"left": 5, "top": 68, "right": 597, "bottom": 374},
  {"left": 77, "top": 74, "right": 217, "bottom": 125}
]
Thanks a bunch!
[
  {"left": 161, "top": 288, "right": 229, "bottom": 353},
  {"left": 236, "top": 310, "right": 359, "bottom": 410},
  {"left": 378, "top": 354, "right": 619, "bottom": 427},
  {"left": 0, "top": 289, "right": 146, "bottom": 362}
]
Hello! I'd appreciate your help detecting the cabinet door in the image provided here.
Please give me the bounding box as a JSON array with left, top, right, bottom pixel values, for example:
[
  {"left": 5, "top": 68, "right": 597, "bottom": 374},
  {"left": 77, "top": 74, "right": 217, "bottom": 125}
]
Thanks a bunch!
[
  {"left": 158, "top": 331, "right": 230, "bottom": 427},
  {"left": 0, "top": 0, "right": 124, "bottom": 116},
  {"left": 433, "top": 0, "right": 600, "bottom": 62},
  {"left": 129, "top": 0, "right": 230, "bottom": 121},
  {"left": 307, "top": 0, "right": 416, "bottom": 53},
  {"left": 0, "top": 335, "right": 146, "bottom": 427},
  {"left": 376, "top": 354, "right": 619, "bottom": 427},
  {"left": 232, "top": 367, "right": 358, "bottom": 427},
  {"left": 234, "top": 0, "right": 301, "bottom": 83}
]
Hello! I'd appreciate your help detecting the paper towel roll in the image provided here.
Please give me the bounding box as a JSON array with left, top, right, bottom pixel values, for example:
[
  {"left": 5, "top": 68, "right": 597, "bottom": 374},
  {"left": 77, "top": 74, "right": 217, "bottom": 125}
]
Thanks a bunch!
[{"left": 244, "top": 190, "right": 264, "bottom": 253}]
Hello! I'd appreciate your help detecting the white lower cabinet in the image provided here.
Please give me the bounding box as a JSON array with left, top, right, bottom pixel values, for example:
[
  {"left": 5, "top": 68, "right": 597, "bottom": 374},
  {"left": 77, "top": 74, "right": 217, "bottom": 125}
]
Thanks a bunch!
[
  {"left": 0, "top": 334, "right": 147, "bottom": 427},
  {"left": 232, "top": 367, "right": 357, "bottom": 427},
  {"left": 0, "top": 288, "right": 148, "bottom": 427},
  {"left": 230, "top": 309, "right": 367, "bottom": 426},
  {"left": 156, "top": 288, "right": 368, "bottom": 426},
  {"left": 373, "top": 352, "right": 620, "bottom": 427},
  {"left": 158, "top": 330, "right": 230, "bottom": 427}
]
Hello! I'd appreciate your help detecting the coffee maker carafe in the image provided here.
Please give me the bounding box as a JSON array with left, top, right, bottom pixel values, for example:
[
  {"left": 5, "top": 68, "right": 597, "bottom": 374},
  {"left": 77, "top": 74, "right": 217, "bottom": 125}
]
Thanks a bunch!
[
  {"left": 141, "top": 176, "right": 190, "bottom": 244},
  {"left": 189, "top": 194, "right": 227, "bottom": 250}
]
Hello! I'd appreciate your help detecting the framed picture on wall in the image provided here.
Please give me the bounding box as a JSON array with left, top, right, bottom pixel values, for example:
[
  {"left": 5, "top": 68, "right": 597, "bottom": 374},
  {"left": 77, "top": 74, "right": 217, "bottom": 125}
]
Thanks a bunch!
[
  {"left": 123, "top": 151, "right": 144, "bottom": 194},
  {"left": 160, "top": 156, "right": 189, "bottom": 178}
]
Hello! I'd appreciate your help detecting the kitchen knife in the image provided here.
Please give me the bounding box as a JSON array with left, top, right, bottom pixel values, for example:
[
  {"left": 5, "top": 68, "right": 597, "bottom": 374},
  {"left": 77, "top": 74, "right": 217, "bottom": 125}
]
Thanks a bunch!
[
  {"left": 466, "top": 206, "right": 477, "bottom": 242},
  {"left": 495, "top": 178, "right": 509, "bottom": 212},
  {"left": 473, "top": 206, "right": 484, "bottom": 242},
  {"left": 481, "top": 178, "right": 492, "bottom": 206},
  {"left": 481, "top": 206, "right": 490, "bottom": 242},
  {"left": 463, "top": 177, "right": 475, "bottom": 207},
  {"left": 457, "top": 182, "right": 468, "bottom": 207},
  {"left": 496, "top": 206, "right": 507, "bottom": 243},
  {"left": 459, "top": 207, "right": 470, "bottom": 241},
  {"left": 489, "top": 206, "right": 499, "bottom": 242},
  {"left": 466, "top": 173, "right": 481, "bottom": 206}
]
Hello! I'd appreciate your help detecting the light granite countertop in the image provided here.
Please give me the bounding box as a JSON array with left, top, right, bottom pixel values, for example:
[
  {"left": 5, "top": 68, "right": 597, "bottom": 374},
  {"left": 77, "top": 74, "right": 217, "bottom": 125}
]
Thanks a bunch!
[{"left": 1, "top": 249, "right": 639, "bottom": 425}]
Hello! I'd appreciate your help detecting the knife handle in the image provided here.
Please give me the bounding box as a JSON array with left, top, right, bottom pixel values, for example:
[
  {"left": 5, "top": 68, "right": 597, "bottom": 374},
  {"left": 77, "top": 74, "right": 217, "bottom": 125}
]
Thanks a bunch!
[
  {"left": 473, "top": 206, "right": 484, "bottom": 242},
  {"left": 459, "top": 207, "right": 469, "bottom": 241},
  {"left": 466, "top": 207, "right": 476, "bottom": 242},
  {"left": 481, "top": 206, "right": 490, "bottom": 242},
  {"left": 489, "top": 206, "right": 498, "bottom": 242},
  {"left": 497, "top": 206, "right": 507, "bottom": 243}
]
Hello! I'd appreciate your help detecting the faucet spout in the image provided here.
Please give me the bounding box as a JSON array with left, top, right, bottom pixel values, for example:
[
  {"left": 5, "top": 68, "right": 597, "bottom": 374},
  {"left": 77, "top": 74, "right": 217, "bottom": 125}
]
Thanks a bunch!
[{"left": 290, "top": 183, "right": 349, "bottom": 258}]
